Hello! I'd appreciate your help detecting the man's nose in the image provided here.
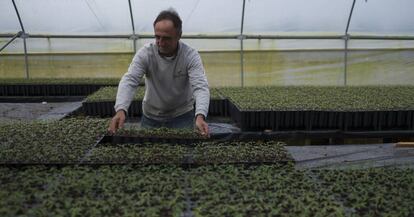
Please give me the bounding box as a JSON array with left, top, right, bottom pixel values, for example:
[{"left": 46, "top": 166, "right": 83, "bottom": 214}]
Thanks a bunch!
[{"left": 157, "top": 38, "right": 165, "bottom": 46}]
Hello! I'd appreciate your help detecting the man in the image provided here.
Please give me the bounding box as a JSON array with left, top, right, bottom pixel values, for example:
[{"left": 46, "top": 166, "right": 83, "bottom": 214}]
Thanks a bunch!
[{"left": 108, "top": 8, "right": 210, "bottom": 136}]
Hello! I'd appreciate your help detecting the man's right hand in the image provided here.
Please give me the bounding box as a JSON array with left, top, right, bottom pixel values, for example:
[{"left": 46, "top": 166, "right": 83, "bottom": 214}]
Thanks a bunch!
[{"left": 108, "top": 110, "right": 126, "bottom": 135}]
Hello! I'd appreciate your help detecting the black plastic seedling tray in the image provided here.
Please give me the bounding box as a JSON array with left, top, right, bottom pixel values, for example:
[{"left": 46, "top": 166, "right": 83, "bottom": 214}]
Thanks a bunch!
[
  {"left": 0, "top": 96, "right": 85, "bottom": 103},
  {"left": 209, "top": 98, "right": 229, "bottom": 116},
  {"left": 0, "top": 84, "right": 110, "bottom": 96},
  {"left": 99, "top": 130, "right": 414, "bottom": 146},
  {"left": 229, "top": 99, "right": 414, "bottom": 131},
  {"left": 0, "top": 131, "right": 291, "bottom": 166},
  {"left": 82, "top": 98, "right": 229, "bottom": 117},
  {"left": 82, "top": 101, "right": 143, "bottom": 117}
]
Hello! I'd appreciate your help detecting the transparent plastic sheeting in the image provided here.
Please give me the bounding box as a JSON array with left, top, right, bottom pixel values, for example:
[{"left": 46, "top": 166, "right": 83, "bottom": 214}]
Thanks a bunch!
[
  {"left": 1, "top": 0, "right": 132, "bottom": 34},
  {"left": 242, "top": 50, "right": 414, "bottom": 86},
  {"left": 0, "top": 0, "right": 21, "bottom": 33},
  {"left": 1, "top": 0, "right": 414, "bottom": 35},
  {"left": 2, "top": 37, "right": 414, "bottom": 54},
  {"left": 0, "top": 0, "right": 241, "bottom": 34},
  {"left": 349, "top": 0, "right": 414, "bottom": 35},
  {"left": 243, "top": 0, "right": 352, "bottom": 33},
  {"left": 0, "top": 38, "right": 243, "bottom": 53},
  {"left": 1, "top": 49, "right": 413, "bottom": 87}
]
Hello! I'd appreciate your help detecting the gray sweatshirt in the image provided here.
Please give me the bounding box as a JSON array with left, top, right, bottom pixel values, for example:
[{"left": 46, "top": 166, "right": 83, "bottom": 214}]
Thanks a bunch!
[{"left": 114, "top": 41, "right": 210, "bottom": 120}]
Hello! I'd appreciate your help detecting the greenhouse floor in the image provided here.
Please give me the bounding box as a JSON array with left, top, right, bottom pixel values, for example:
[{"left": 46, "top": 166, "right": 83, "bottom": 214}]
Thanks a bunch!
[
  {"left": 1, "top": 102, "right": 414, "bottom": 169},
  {"left": 287, "top": 144, "right": 414, "bottom": 169},
  {"left": 0, "top": 101, "right": 82, "bottom": 121}
]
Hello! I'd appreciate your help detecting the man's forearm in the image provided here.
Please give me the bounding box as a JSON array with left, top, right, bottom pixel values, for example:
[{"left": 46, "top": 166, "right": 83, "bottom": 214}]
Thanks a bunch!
[{"left": 194, "top": 87, "right": 210, "bottom": 118}]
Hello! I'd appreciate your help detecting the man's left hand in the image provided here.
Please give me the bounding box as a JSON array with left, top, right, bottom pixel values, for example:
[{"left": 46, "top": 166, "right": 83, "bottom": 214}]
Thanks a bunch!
[{"left": 195, "top": 114, "right": 209, "bottom": 137}]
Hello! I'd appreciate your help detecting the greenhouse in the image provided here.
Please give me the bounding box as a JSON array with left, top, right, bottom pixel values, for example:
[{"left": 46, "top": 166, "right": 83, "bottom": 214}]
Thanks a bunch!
[{"left": 1, "top": 0, "right": 414, "bottom": 216}]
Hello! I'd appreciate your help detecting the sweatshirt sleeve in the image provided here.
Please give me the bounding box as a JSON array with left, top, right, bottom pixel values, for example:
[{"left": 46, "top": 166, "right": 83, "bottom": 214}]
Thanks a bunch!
[
  {"left": 188, "top": 50, "right": 210, "bottom": 118},
  {"left": 114, "top": 48, "right": 147, "bottom": 114}
]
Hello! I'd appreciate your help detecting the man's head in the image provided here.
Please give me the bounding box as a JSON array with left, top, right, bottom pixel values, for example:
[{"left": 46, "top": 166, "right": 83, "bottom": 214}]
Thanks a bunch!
[{"left": 153, "top": 9, "right": 182, "bottom": 56}]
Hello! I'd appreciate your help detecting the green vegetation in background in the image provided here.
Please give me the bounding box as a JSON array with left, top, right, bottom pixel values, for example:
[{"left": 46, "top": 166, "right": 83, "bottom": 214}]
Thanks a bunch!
[
  {"left": 201, "top": 51, "right": 242, "bottom": 86},
  {"left": 243, "top": 50, "right": 344, "bottom": 86},
  {"left": 3, "top": 50, "right": 413, "bottom": 86},
  {"left": 0, "top": 53, "right": 134, "bottom": 79},
  {"left": 221, "top": 85, "right": 414, "bottom": 111}
]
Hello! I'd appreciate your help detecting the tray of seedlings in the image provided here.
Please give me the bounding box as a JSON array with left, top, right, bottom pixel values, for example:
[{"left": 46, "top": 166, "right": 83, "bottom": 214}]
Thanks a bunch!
[
  {"left": 0, "top": 165, "right": 187, "bottom": 216},
  {"left": 81, "top": 86, "right": 229, "bottom": 117},
  {"left": 82, "top": 87, "right": 145, "bottom": 117},
  {"left": 78, "top": 127, "right": 293, "bottom": 166},
  {"left": 0, "top": 118, "right": 108, "bottom": 166},
  {"left": 311, "top": 167, "right": 414, "bottom": 216},
  {"left": 221, "top": 86, "right": 414, "bottom": 131},
  {"left": 0, "top": 78, "right": 122, "bottom": 97},
  {"left": 188, "top": 164, "right": 346, "bottom": 216},
  {"left": 102, "top": 127, "right": 414, "bottom": 146},
  {"left": 2, "top": 118, "right": 413, "bottom": 216},
  {"left": 101, "top": 127, "right": 207, "bottom": 145},
  {"left": 0, "top": 120, "right": 294, "bottom": 166},
  {"left": 208, "top": 88, "right": 230, "bottom": 116},
  {"left": 85, "top": 139, "right": 293, "bottom": 167},
  {"left": 101, "top": 127, "right": 319, "bottom": 144}
]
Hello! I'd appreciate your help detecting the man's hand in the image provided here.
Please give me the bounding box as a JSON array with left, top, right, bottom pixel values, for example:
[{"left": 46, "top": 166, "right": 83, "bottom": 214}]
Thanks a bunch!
[
  {"left": 108, "top": 110, "right": 126, "bottom": 135},
  {"left": 195, "top": 114, "right": 209, "bottom": 137}
]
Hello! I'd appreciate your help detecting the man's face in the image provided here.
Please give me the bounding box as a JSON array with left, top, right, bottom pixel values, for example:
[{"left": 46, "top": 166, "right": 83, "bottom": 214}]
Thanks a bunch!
[{"left": 154, "top": 20, "right": 180, "bottom": 56}]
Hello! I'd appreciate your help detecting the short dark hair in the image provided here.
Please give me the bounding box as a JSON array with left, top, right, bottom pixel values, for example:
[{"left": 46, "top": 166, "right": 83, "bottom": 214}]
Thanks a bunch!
[{"left": 153, "top": 8, "right": 182, "bottom": 36}]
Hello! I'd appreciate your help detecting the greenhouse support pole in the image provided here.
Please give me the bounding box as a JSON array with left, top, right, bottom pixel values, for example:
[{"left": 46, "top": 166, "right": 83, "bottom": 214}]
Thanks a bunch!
[
  {"left": 22, "top": 35, "right": 29, "bottom": 79},
  {"left": 128, "top": 0, "right": 137, "bottom": 53},
  {"left": 240, "top": 0, "right": 246, "bottom": 87},
  {"left": 3, "top": 33, "right": 414, "bottom": 41},
  {"left": 12, "top": 0, "right": 29, "bottom": 79},
  {"left": 344, "top": 35, "right": 349, "bottom": 86},
  {"left": 0, "top": 31, "right": 21, "bottom": 52},
  {"left": 344, "top": 0, "right": 356, "bottom": 85}
]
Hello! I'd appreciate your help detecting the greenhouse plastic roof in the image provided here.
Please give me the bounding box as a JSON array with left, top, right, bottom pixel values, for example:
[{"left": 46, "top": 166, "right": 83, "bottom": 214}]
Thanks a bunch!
[{"left": 1, "top": 0, "right": 414, "bottom": 35}]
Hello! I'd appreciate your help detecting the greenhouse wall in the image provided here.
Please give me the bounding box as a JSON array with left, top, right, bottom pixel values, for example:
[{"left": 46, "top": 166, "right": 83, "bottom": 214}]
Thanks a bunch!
[
  {"left": 1, "top": 0, "right": 414, "bottom": 86},
  {"left": 2, "top": 39, "right": 413, "bottom": 86}
]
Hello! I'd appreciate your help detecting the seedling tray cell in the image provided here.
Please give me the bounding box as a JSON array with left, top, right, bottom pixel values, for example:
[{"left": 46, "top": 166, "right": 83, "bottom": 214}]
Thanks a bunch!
[
  {"left": 230, "top": 100, "right": 414, "bottom": 131},
  {"left": 208, "top": 98, "right": 229, "bottom": 116},
  {"left": 0, "top": 84, "right": 106, "bottom": 96},
  {"left": 82, "top": 101, "right": 142, "bottom": 117}
]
